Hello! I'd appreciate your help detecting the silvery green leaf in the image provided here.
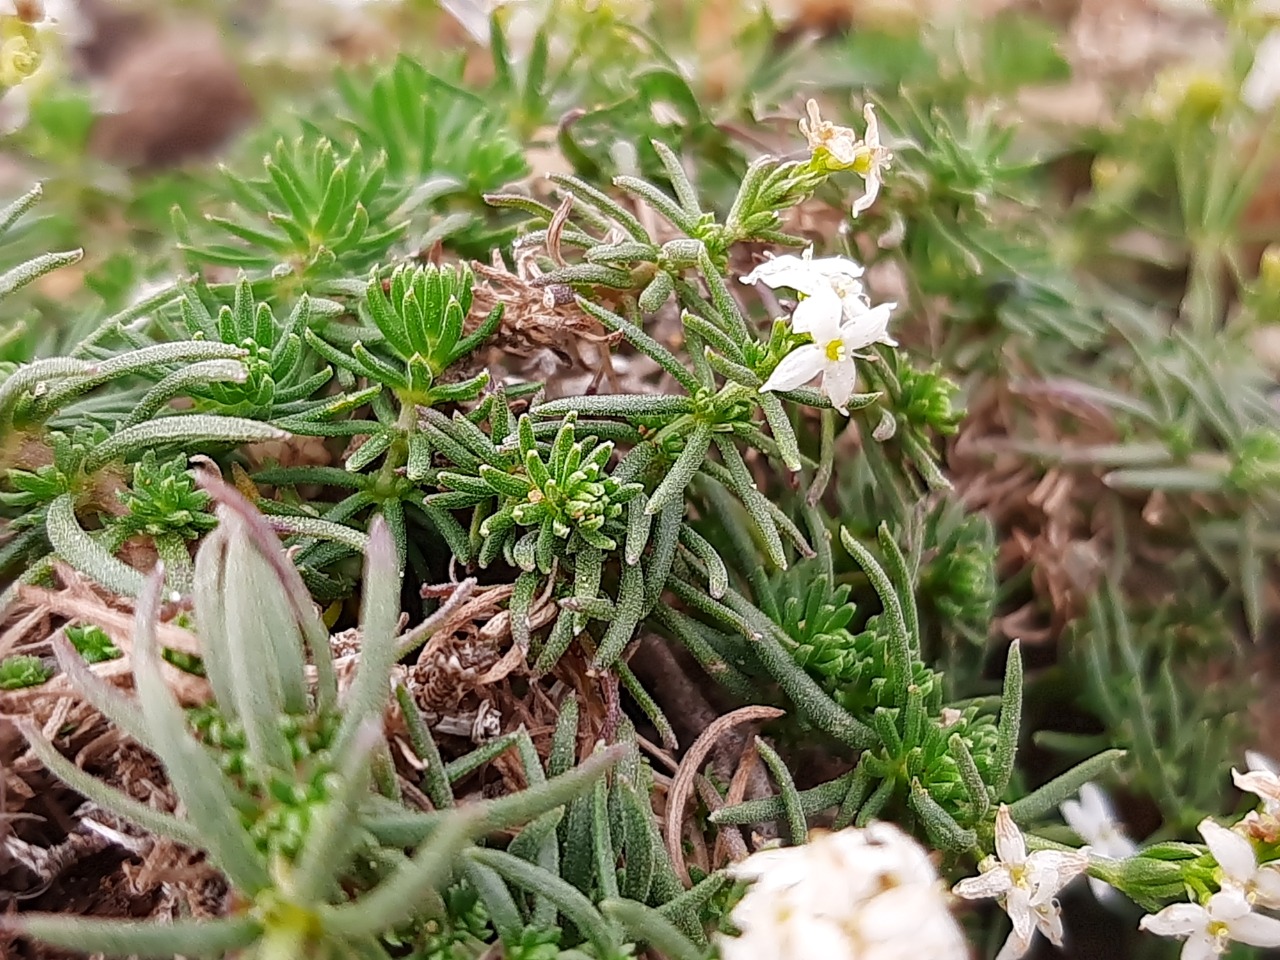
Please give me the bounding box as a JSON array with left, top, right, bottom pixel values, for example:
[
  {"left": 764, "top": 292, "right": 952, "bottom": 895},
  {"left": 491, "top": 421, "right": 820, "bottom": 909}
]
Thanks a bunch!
[
  {"left": 12, "top": 717, "right": 202, "bottom": 848},
  {"left": 0, "top": 248, "right": 83, "bottom": 300},
  {"left": 46, "top": 494, "right": 145, "bottom": 597},
  {"left": 7, "top": 913, "right": 260, "bottom": 958},
  {"left": 602, "top": 898, "right": 706, "bottom": 960},
  {"left": 83, "top": 416, "right": 287, "bottom": 472},
  {"left": 332, "top": 518, "right": 401, "bottom": 766},
  {"left": 131, "top": 570, "right": 270, "bottom": 894},
  {"left": 293, "top": 721, "right": 384, "bottom": 903},
  {"left": 219, "top": 509, "right": 300, "bottom": 767},
  {"left": 50, "top": 632, "right": 148, "bottom": 743},
  {"left": 40, "top": 340, "right": 247, "bottom": 412},
  {"left": 0, "top": 357, "right": 98, "bottom": 420},
  {"left": 124, "top": 359, "right": 248, "bottom": 427},
  {"left": 465, "top": 848, "right": 620, "bottom": 958}
]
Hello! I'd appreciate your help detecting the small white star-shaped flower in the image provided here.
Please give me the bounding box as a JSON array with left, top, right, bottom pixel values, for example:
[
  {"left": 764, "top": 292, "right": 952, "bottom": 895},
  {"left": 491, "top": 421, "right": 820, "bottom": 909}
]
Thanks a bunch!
[
  {"left": 850, "top": 104, "right": 892, "bottom": 218},
  {"left": 1140, "top": 888, "right": 1280, "bottom": 960},
  {"left": 1061, "top": 783, "right": 1137, "bottom": 902},
  {"left": 1198, "top": 817, "right": 1280, "bottom": 909},
  {"left": 742, "top": 249, "right": 896, "bottom": 413},
  {"left": 953, "top": 805, "right": 1091, "bottom": 960}
]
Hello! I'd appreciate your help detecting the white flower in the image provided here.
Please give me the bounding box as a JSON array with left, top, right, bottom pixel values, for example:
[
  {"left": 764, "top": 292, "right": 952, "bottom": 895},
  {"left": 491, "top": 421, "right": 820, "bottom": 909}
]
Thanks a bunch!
[
  {"left": 1061, "top": 783, "right": 1137, "bottom": 902},
  {"left": 742, "top": 249, "right": 896, "bottom": 414},
  {"left": 1140, "top": 889, "right": 1280, "bottom": 960},
  {"left": 797, "top": 100, "right": 892, "bottom": 217},
  {"left": 953, "top": 804, "right": 1091, "bottom": 960},
  {"left": 1234, "top": 751, "right": 1280, "bottom": 816},
  {"left": 1198, "top": 817, "right": 1280, "bottom": 909},
  {"left": 1243, "top": 29, "right": 1280, "bottom": 112},
  {"left": 850, "top": 104, "right": 892, "bottom": 218},
  {"left": 718, "top": 822, "right": 968, "bottom": 960},
  {"left": 799, "top": 98, "right": 862, "bottom": 169}
]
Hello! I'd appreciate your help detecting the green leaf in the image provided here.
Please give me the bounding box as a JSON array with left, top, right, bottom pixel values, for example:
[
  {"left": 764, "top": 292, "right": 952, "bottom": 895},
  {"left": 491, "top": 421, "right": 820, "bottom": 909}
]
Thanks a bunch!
[
  {"left": 909, "top": 779, "right": 977, "bottom": 853},
  {"left": 536, "top": 393, "right": 696, "bottom": 419},
  {"left": 0, "top": 248, "right": 84, "bottom": 300},
  {"left": 647, "top": 425, "right": 712, "bottom": 515},
  {"left": 1008, "top": 750, "right": 1127, "bottom": 822},
  {"left": 602, "top": 899, "right": 706, "bottom": 960},
  {"left": 45, "top": 494, "right": 145, "bottom": 597},
  {"left": 12, "top": 717, "right": 201, "bottom": 848},
  {"left": 83, "top": 416, "right": 287, "bottom": 473},
  {"left": 465, "top": 849, "right": 621, "bottom": 958},
  {"left": 993, "top": 640, "right": 1023, "bottom": 797},
  {"left": 332, "top": 518, "right": 402, "bottom": 765},
  {"left": 7, "top": 914, "right": 260, "bottom": 958},
  {"left": 593, "top": 560, "right": 645, "bottom": 670},
  {"left": 132, "top": 571, "right": 271, "bottom": 894},
  {"left": 753, "top": 737, "right": 808, "bottom": 845},
  {"left": 711, "top": 770, "right": 858, "bottom": 826}
]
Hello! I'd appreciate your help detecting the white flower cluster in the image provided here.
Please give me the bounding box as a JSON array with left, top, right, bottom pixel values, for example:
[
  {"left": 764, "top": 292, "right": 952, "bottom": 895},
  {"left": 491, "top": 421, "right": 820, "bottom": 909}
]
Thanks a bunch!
[
  {"left": 741, "top": 250, "right": 896, "bottom": 414},
  {"left": 799, "top": 99, "right": 892, "bottom": 217},
  {"left": 717, "top": 822, "right": 968, "bottom": 960},
  {"left": 735, "top": 99, "right": 899, "bottom": 415},
  {"left": 1141, "top": 753, "right": 1280, "bottom": 960}
]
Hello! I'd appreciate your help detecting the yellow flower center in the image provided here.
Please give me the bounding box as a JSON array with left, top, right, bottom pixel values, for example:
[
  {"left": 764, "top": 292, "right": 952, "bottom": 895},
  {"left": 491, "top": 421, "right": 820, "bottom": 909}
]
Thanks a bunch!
[
  {"left": 1208, "top": 919, "right": 1231, "bottom": 942},
  {"left": 824, "top": 338, "right": 845, "bottom": 363}
]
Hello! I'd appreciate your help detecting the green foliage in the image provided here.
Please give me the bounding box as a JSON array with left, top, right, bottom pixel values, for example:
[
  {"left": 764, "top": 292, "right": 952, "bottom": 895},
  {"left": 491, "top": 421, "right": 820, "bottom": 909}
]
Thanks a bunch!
[
  {"left": 188, "top": 137, "right": 405, "bottom": 282},
  {"left": 6, "top": 480, "right": 625, "bottom": 960},
  {"left": 63, "top": 623, "right": 121, "bottom": 664},
  {"left": 1072, "top": 582, "right": 1247, "bottom": 832},
  {"left": 311, "top": 263, "right": 499, "bottom": 406},
  {"left": 116, "top": 452, "right": 218, "bottom": 541},
  {"left": 4, "top": 5, "right": 1277, "bottom": 955},
  {"left": 0, "top": 653, "right": 51, "bottom": 689}
]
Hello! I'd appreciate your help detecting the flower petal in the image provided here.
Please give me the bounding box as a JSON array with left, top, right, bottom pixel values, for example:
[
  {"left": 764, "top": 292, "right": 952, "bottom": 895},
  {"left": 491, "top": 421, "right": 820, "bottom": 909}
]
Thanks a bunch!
[
  {"left": 994, "top": 923, "right": 1035, "bottom": 960},
  {"left": 1179, "top": 935, "right": 1218, "bottom": 960},
  {"left": 1027, "top": 849, "right": 1091, "bottom": 891},
  {"left": 1033, "top": 900, "right": 1066, "bottom": 946},
  {"left": 1243, "top": 30, "right": 1280, "bottom": 113},
  {"left": 1079, "top": 782, "right": 1109, "bottom": 825},
  {"left": 1060, "top": 798, "right": 1095, "bottom": 845},
  {"left": 839, "top": 301, "right": 897, "bottom": 351},
  {"left": 851, "top": 173, "right": 880, "bottom": 218},
  {"left": 1207, "top": 888, "right": 1252, "bottom": 922},
  {"left": 790, "top": 284, "right": 844, "bottom": 341},
  {"left": 1247, "top": 751, "right": 1279, "bottom": 775},
  {"left": 804, "top": 255, "right": 865, "bottom": 282},
  {"left": 1140, "top": 902, "right": 1208, "bottom": 938},
  {"left": 1004, "top": 885, "right": 1036, "bottom": 950},
  {"left": 760, "top": 344, "right": 824, "bottom": 394},
  {"left": 821, "top": 357, "right": 858, "bottom": 414},
  {"left": 862, "top": 102, "right": 882, "bottom": 148},
  {"left": 953, "top": 868, "right": 1013, "bottom": 900},
  {"left": 1234, "top": 768, "right": 1280, "bottom": 804},
  {"left": 1198, "top": 818, "right": 1258, "bottom": 884},
  {"left": 1088, "top": 876, "right": 1119, "bottom": 903},
  {"left": 994, "top": 805, "right": 1027, "bottom": 866},
  {"left": 1226, "top": 910, "right": 1280, "bottom": 948},
  {"left": 1252, "top": 865, "right": 1280, "bottom": 909},
  {"left": 741, "top": 255, "right": 828, "bottom": 297}
]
